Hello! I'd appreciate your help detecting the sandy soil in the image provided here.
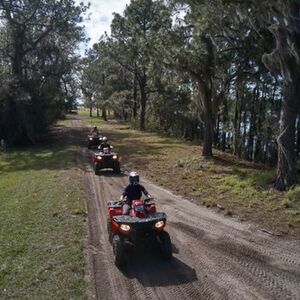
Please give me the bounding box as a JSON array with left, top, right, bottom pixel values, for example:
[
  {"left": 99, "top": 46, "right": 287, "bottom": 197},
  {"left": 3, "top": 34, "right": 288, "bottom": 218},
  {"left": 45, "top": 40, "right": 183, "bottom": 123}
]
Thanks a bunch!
[{"left": 66, "top": 115, "right": 300, "bottom": 300}]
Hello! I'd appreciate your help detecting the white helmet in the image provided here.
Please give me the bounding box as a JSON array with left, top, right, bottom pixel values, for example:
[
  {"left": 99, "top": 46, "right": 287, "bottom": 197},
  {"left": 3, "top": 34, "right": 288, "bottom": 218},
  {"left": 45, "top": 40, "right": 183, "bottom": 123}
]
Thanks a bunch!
[{"left": 129, "top": 171, "right": 139, "bottom": 185}]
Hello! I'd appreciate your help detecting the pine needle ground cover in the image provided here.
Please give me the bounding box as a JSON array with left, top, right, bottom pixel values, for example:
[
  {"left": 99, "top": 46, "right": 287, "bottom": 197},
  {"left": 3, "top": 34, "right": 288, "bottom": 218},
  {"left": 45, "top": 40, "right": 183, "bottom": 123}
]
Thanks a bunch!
[{"left": 0, "top": 144, "right": 86, "bottom": 299}]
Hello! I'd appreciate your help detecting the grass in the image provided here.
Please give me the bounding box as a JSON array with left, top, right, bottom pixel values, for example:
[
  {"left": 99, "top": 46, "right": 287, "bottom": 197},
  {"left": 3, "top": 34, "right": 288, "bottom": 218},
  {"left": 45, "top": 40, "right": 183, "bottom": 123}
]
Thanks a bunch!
[
  {"left": 0, "top": 141, "right": 86, "bottom": 298},
  {"left": 78, "top": 110, "right": 300, "bottom": 237}
]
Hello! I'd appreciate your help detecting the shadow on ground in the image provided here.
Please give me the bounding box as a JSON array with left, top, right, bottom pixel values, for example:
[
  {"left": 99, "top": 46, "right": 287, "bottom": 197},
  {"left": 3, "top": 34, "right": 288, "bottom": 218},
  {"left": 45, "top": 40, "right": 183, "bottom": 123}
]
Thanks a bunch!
[
  {"left": 119, "top": 246, "right": 197, "bottom": 287},
  {"left": 0, "top": 124, "right": 88, "bottom": 173}
]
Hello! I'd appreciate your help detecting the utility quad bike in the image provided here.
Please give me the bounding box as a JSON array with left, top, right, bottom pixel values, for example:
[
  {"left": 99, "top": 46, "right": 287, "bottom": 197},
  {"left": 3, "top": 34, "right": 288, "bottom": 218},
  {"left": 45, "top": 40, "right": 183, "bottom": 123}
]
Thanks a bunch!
[
  {"left": 107, "top": 198, "right": 172, "bottom": 266},
  {"left": 93, "top": 146, "right": 121, "bottom": 174},
  {"left": 87, "top": 133, "right": 103, "bottom": 149}
]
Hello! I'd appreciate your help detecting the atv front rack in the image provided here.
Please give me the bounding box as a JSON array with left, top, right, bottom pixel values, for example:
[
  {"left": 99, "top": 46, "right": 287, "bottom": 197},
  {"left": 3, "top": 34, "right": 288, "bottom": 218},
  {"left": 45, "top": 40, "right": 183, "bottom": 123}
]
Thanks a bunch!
[
  {"left": 107, "top": 198, "right": 156, "bottom": 208},
  {"left": 108, "top": 200, "right": 123, "bottom": 208},
  {"left": 112, "top": 212, "right": 166, "bottom": 224}
]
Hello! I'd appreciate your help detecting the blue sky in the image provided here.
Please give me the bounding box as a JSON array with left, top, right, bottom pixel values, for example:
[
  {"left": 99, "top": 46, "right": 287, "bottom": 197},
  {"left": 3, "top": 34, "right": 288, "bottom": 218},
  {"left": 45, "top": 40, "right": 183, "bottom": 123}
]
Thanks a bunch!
[{"left": 76, "top": 0, "right": 131, "bottom": 49}]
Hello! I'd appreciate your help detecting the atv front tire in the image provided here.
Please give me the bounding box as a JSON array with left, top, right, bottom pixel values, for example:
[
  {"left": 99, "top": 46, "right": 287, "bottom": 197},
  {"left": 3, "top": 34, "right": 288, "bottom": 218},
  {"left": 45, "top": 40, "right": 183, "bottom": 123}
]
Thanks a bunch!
[
  {"left": 159, "top": 231, "right": 172, "bottom": 260},
  {"left": 113, "top": 235, "right": 125, "bottom": 266}
]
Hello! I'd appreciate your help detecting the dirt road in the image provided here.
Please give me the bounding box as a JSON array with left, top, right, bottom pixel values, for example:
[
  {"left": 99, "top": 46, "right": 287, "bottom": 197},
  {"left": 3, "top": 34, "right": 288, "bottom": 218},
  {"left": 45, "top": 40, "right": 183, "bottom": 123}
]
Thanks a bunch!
[{"left": 68, "top": 116, "right": 300, "bottom": 300}]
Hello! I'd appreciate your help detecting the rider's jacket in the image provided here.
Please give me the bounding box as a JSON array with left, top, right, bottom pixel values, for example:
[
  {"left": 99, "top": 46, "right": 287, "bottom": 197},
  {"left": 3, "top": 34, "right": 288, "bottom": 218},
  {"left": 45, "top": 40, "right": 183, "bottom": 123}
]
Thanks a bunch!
[
  {"left": 99, "top": 142, "right": 110, "bottom": 151},
  {"left": 122, "top": 184, "right": 149, "bottom": 204}
]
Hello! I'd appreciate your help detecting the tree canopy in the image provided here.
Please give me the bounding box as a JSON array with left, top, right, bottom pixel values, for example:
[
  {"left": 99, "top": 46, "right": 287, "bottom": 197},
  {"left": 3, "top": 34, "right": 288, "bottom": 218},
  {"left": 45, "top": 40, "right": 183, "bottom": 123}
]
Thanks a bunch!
[
  {"left": 82, "top": 0, "right": 300, "bottom": 191},
  {"left": 0, "top": 0, "right": 87, "bottom": 144}
]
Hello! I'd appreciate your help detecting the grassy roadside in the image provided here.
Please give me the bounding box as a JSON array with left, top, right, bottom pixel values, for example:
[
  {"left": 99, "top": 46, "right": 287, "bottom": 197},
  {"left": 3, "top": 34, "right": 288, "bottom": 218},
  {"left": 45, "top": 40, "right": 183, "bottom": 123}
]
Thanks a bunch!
[
  {"left": 0, "top": 131, "right": 86, "bottom": 298},
  {"left": 80, "top": 110, "right": 300, "bottom": 238}
]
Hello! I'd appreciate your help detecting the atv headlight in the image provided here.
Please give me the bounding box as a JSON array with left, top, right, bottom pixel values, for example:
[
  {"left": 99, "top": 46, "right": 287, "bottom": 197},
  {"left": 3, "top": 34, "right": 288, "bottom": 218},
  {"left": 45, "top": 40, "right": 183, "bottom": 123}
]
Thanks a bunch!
[
  {"left": 120, "top": 224, "right": 131, "bottom": 232},
  {"left": 154, "top": 221, "right": 165, "bottom": 229},
  {"left": 89, "top": 137, "right": 93, "bottom": 141},
  {"left": 97, "top": 156, "right": 102, "bottom": 160},
  {"left": 112, "top": 155, "right": 118, "bottom": 160}
]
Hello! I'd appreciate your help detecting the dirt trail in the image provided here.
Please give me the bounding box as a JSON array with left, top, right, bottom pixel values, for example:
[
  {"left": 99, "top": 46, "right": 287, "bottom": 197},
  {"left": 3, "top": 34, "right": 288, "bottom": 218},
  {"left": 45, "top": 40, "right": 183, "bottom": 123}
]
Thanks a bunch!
[{"left": 67, "top": 116, "right": 300, "bottom": 300}]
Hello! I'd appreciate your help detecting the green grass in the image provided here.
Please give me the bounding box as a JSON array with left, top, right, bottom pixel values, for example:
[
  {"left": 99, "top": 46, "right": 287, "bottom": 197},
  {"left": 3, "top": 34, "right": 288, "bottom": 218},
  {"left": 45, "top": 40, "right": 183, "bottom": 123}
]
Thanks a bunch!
[
  {"left": 78, "top": 109, "right": 107, "bottom": 127},
  {"left": 0, "top": 144, "right": 86, "bottom": 299}
]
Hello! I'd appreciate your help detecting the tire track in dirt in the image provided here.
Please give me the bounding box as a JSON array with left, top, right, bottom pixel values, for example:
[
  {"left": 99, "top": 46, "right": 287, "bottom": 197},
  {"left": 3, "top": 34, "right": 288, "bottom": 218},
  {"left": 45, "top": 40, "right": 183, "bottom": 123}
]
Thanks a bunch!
[{"left": 169, "top": 221, "right": 299, "bottom": 299}]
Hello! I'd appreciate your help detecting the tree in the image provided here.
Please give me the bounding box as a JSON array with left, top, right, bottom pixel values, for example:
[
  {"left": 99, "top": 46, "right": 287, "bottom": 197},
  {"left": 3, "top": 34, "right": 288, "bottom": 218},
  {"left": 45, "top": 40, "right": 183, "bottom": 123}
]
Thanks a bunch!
[
  {"left": 226, "top": 0, "right": 300, "bottom": 189},
  {"left": 108, "top": 0, "right": 172, "bottom": 130},
  {"left": 0, "top": 0, "right": 87, "bottom": 144}
]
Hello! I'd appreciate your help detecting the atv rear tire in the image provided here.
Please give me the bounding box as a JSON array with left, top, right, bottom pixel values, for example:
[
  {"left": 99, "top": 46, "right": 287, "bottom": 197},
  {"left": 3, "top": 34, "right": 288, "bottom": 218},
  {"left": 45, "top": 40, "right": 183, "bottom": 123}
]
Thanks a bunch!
[
  {"left": 159, "top": 231, "right": 172, "bottom": 260},
  {"left": 113, "top": 235, "right": 125, "bottom": 266},
  {"left": 107, "top": 219, "right": 113, "bottom": 244}
]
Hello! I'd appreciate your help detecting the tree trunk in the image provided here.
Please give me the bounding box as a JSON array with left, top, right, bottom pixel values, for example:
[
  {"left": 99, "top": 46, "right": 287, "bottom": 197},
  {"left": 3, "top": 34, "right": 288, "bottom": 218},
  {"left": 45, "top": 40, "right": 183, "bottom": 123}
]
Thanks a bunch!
[
  {"left": 275, "top": 76, "right": 300, "bottom": 190},
  {"left": 247, "top": 87, "right": 258, "bottom": 160},
  {"left": 254, "top": 90, "right": 266, "bottom": 162},
  {"left": 221, "top": 97, "right": 228, "bottom": 152},
  {"left": 102, "top": 106, "right": 107, "bottom": 121},
  {"left": 296, "top": 115, "right": 300, "bottom": 157},
  {"left": 233, "top": 86, "right": 240, "bottom": 156},
  {"left": 133, "top": 72, "right": 138, "bottom": 119},
  {"left": 201, "top": 84, "right": 213, "bottom": 157},
  {"left": 215, "top": 114, "right": 220, "bottom": 147},
  {"left": 139, "top": 75, "right": 147, "bottom": 131},
  {"left": 89, "top": 98, "right": 93, "bottom": 117},
  {"left": 11, "top": 25, "right": 25, "bottom": 81},
  {"left": 96, "top": 103, "right": 99, "bottom": 117}
]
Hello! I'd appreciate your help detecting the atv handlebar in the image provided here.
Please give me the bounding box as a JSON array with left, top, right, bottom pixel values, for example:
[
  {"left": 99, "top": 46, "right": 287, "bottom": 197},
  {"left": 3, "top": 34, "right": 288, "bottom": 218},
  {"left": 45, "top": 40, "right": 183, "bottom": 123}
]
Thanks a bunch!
[{"left": 144, "top": 198, "right": 156, "bottom": 204}]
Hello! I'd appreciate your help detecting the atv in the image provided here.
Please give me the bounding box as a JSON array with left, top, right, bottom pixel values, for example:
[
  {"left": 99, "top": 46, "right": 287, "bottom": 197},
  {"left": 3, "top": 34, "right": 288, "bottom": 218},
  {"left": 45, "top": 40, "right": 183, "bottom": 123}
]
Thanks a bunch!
[
  {"left": 93, "top": 146, "right": 121, "bottom": 174},
  {"left": 107, "top": 198, "right": 172, "bottom": 266},
  {"left": 87, "top": 133, "right": 103, "bottom": 149}
]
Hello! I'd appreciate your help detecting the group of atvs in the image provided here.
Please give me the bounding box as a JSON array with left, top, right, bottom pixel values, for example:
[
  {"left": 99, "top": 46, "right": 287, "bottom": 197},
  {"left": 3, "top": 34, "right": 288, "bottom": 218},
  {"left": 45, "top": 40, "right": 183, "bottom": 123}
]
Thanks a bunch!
[
  {"left": 87, "top": 128, "right": 172, "bottom": 266},
  {"left": 87, "top": 131, "right": 121, "bottom": 175}
]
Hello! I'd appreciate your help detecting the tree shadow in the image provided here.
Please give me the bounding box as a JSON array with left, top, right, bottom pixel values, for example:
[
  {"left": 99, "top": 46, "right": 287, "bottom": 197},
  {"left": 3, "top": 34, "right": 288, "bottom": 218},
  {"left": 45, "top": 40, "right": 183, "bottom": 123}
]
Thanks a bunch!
[{"left": 0, "top": 125, "right": 88, "bottom": 173}]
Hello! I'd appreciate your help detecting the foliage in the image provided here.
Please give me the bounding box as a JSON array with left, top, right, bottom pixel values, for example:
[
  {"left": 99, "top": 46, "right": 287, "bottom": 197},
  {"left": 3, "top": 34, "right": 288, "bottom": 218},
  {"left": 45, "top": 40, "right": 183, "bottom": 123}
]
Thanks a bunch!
[{"left": 0, "top": 0, "right": 87, "bottom": 145}]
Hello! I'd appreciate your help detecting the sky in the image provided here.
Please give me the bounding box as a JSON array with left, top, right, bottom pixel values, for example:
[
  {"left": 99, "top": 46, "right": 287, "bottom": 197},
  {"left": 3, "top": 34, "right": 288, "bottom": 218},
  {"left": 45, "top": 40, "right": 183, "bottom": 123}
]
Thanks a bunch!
[{"left": 76, "top": 0, "right": 131, "bottom": 50}]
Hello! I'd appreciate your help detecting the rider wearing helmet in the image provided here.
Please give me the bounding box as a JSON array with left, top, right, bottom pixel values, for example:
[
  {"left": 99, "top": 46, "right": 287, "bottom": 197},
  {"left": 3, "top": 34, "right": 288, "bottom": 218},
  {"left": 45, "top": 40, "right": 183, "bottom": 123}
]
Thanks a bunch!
[
  {"left": 98, "top": 136, "right": 110, "bottom": 152},
  {"left": 120, "top": 171, "right": 151, "bottom": 215},
  {"left": 91, "top": 126, "right": 99, "bottom": 135}
]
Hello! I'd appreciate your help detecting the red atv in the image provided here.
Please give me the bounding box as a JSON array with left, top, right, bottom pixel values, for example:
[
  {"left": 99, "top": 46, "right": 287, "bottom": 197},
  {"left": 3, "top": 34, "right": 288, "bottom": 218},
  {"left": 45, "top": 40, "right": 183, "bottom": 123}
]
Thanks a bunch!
[
  {"left": 92, "top": 146, "right": 121, "bottom": 175},
  {"left": 87, "top": 133, "right": 103, "bottom": 149},
  {"left": 107, "top": 198, "right": 172, "bottom": 266}
]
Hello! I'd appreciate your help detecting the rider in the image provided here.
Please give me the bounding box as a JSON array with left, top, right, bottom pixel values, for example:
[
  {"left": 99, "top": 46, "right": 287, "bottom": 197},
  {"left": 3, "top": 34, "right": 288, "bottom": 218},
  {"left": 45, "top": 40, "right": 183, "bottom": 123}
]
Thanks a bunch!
[
  {"left": 91, "top": 126, "right": 99, "bottom": 135},
  {"left": 120, "top": 171, "right": 151, "bottom": 215},
  {"left": 98, "top": 136, "right": 111, "bottom": 152}
]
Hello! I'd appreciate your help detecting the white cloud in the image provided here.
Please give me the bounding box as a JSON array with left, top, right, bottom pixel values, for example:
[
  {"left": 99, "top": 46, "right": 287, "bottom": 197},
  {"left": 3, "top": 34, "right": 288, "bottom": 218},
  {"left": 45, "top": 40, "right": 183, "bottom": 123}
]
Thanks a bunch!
[{"left": 76, "top": 0, "right": 130, "bottom": 49}]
